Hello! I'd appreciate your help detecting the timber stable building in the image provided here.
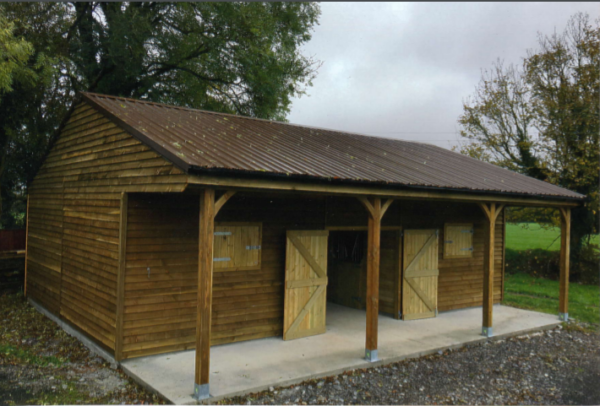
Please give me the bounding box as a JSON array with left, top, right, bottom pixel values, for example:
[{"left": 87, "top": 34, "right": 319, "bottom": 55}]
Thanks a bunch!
[{"left": 25, "top": 92, "right": 584, "bottom": 400}]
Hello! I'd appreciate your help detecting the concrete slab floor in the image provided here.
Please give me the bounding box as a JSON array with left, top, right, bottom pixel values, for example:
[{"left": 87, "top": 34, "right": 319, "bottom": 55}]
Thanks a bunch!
[{"left": 121, "top": 304, "right": 560, "bottom": 405}]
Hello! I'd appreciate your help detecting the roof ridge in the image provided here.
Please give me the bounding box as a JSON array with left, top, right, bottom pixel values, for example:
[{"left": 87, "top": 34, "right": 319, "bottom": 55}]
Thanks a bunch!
[{"left": 80, "top": 91, "right": 432, "bottom": 147}]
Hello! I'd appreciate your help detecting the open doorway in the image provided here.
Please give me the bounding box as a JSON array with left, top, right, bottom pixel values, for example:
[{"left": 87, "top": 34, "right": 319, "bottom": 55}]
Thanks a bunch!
[{"left": 327, "top": 230, "right": 402, "bottom": 319}]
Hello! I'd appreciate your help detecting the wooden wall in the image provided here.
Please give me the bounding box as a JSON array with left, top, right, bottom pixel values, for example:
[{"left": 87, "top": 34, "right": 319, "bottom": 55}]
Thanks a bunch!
[
  {"left": 213, "top": 194, "right": 325, "bottom": 346},
  {"left": 122, "top": 194, "right": 198, "bottom": 359},
  {"left": 26, "top": 102, "right": 507, "bottom": 359},
  {"left": 26, "top": 102, "right": 188, "bottom": 354},
  {"left": 325, "top": 198, "right": 503, "bottom": 313},
  {"left": 119, "top": 193, "right": 327, "bottom": 358},
  {"left": 392, "top": 200, "right": 504, "bottom": 312}
]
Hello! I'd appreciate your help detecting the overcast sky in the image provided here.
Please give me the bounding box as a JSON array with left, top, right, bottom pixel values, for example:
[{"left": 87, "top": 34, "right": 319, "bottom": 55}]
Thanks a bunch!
[{"left": 287, "top": 2, "right": 600, "bottom": 149}]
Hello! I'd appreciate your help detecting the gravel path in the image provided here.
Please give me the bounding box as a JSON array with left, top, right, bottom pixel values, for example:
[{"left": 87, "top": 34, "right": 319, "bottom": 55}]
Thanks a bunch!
[
  {"left": 0, "top": 293, "right": 166, "bottom": 405},
  {"left": 219, "top": 323, "right": 599, "bottom": 405},
  {"left": 2, "top": 292, "right": 598, "bottom": 405}
]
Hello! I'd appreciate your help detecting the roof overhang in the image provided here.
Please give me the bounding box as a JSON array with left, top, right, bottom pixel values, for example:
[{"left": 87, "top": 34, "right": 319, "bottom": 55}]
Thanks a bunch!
[{"left": 186, "top": 167, "right": 583, "bottom": 208}]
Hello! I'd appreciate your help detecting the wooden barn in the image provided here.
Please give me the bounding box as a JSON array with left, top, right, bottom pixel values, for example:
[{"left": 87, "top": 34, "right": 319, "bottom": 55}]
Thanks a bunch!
[{"left": 25, "top": 92, "right": 583, "bottom": 400}]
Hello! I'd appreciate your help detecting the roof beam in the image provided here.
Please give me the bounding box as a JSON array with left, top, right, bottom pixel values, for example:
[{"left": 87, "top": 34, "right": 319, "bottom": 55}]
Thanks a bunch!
[{"left": 186, "top": 174, "right": 580, "bottom": 208}]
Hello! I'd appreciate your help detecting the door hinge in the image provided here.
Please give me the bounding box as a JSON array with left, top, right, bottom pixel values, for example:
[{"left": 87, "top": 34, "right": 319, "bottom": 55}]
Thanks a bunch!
[
  {"left": 460, "top": 247, "right": 474, "bottom": 251},
  {"left": 445, "top": 240, "right": 453, "bottom": 244},
  {"left": 214, "top": 231, "right": 232, "bottom": 236}
]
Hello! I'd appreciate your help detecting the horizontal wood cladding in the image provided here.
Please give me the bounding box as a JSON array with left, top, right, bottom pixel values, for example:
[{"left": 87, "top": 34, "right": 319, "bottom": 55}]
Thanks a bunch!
[
  {"left": 392, "top": 200, "right": 504, "bottom": 312},
  {"left": 26, "top": 101, "right": 189, "bottom": 354},
  {"left": 120, "top": 193, "right": 328, "bottom": 358},
  {"left": 214, "top": 195, "right": 326, "bottom": 347},
  {"left": 119, "top": 193, "right": 504, "bottom": 359},
  {"left": 325, "top": 197, "right": 503, "bottom": 313},
  {"left": 122, "top": 193, "right": 199, "bottom": 359}
]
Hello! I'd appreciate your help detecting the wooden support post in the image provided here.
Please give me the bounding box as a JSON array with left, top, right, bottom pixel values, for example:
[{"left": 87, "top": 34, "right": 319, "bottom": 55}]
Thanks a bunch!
[
  {"left": 559, "top": 208, "right": 571, "bottom": 321},
  {"left": 194, "top": 189, "right": 234, "bottom": 400},
  {"left": 114, "top": 192, "right": 128, "bottom": 361},
  {"left": 478, "top": 203, "right": 504, "bottom": 337},
  {"left": 358, "top": 197, "right": 393, "bottom": 361}
]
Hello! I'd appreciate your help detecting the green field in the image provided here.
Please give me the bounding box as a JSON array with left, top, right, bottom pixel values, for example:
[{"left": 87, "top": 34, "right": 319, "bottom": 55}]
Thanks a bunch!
[
  {"left": 503, "top": 222, "right": 599, "bottom": 325},
  {"left": 504, "top": 273, "right": 599, "bottom": 325},
  {"left": 505, "top": 222, "right": 600, "bottom": 251}
]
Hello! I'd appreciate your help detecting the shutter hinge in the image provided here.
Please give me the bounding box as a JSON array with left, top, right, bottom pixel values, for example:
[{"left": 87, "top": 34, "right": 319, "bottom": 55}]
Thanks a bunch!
[
  {"left": 214, "top": 231, "right": 232, "bottom": 236},
  {"left": 445, "top": 240, "right": 453, "bottom": 244},
  {"left": 461, "top": 229, "right": 474, "bottom": 234},
  {"left": 460, "top": 247, "right": 474, "bottom": 251},
  {"left": 214, "top": 257, "right": 231, "bottom": 262},
  {"left": 246, "top": 245, "right": 261, "bottom": 250}
]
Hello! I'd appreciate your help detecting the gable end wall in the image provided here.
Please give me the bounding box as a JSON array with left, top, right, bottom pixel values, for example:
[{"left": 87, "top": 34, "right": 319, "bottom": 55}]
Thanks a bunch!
[{"left": 26, "top": 102, "right": 188, "bottom": 354}]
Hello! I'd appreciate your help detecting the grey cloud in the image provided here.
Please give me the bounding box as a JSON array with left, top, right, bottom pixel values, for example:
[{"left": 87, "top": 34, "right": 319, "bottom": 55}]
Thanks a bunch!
[{"left": 289, "top": 3, "right": 600, "bottom": 149}]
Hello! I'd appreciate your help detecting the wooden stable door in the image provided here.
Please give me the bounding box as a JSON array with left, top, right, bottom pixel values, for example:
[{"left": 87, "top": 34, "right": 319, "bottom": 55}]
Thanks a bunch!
[
  {"left": 402, "top": 229, "right": 439, "bottom": 320},
  {"left": 283, "top": 230, "right": 329, "bottom": 340}
]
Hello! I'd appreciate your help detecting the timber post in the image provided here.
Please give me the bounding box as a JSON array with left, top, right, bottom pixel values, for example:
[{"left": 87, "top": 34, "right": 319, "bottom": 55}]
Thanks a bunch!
[
  {"left": 478, "top": 202, "right": 504, "bottom": 338},
  {"left": 194, "top": 189, "right": 236, "bottom": 400},
  {"left": 114, "top": 192, "right": 128, "bottom": 361},
  {"left": 358, "top": 197, "right": 393, "bottom": 362},
  {"left": 559, "top": 207, "right": 571, "bottom": 321}
]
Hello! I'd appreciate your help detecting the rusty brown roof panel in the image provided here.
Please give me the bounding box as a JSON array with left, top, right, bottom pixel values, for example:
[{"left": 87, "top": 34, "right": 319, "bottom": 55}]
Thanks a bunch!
[{"left": 81, "top": 92, "right": 584, "bottom": 200}]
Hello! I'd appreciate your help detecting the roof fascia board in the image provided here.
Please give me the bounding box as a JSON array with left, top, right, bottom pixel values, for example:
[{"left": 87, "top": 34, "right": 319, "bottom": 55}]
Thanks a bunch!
[
  {"left": 81, "top": 93, "right": 191, "bottom": 173},
  {"left": 187, "top": 173, "right": 580, "bottom": 208}
]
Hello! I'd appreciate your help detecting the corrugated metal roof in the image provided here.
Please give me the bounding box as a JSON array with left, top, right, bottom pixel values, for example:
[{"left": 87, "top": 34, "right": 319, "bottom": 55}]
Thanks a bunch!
[{"left": 81, "top": 92, "right": 584, "bottom": 200}]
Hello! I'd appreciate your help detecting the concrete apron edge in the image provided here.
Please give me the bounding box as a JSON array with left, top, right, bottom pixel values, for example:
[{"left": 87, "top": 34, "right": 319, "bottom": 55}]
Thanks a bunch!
[
  {"left": 27, "top": 297, "right": 119, "bottom": 369},
  {"left": 197, "top": 321, "right": 562, "bottom": 405},
  {"left": 120, "top": 363, "right": 177, "bottom": 405}
]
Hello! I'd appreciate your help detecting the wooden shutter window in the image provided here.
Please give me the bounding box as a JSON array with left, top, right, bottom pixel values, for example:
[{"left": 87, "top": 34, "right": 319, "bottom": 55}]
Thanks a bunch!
[
  {"left": 213, "top": 222, "right": 262, "bottom": 271},
  {"left": 443, "top": 223, "right": 474, "bottom": 259}
]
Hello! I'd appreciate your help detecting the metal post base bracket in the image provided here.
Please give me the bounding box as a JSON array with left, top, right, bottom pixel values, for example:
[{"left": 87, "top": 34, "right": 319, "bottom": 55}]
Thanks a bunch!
[
  {"left": 482, "top": 326, "right": 493, "bottom": 338},
  {"left": 559, "top": 312, "right": 569, "bottom": 322},
  {"left": 365, "top": 349, "right": 379, "bottom": 362},
  {"left": 193, "top": 383, "right": 210, "bottom": 401}
]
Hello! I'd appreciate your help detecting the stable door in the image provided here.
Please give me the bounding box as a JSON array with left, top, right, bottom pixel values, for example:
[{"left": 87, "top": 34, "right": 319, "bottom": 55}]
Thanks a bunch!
[
  {"left": 283, "top": 230, "right": 329, "bottom": 340},
  {"left": 402, "top": 229, "right": 439, "bottom": 320}
]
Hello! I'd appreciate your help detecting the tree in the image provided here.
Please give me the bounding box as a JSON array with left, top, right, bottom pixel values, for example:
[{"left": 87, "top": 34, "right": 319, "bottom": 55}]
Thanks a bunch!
[
  {"left": 0, "top": 10, "right": 59, "bottom": 228},
  {"left": 0, "top": 2, "right": 321, "bottom": 227},
  {"left": 458, "top": 12, "right": 599, "bottom": 277}
]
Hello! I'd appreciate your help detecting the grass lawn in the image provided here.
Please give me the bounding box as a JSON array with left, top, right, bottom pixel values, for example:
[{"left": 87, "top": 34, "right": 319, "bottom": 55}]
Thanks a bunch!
[
  {"left": 504, "top": 272, "right": 599, "bottom": 325},
  {"left": 504, "top": 223, "right": 599, "bottom": 325},
  {"left": 505, "top": 222, "right": 600, "bottom": 251}
]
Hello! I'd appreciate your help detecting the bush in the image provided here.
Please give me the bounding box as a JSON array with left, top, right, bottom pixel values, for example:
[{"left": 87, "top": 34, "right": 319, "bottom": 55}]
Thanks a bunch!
[
  {"left": 505, "top": 246, "right": 599, "bottom": 285},
  {"left": 505, "top": 248, "right": 560, "bottom": 280}
]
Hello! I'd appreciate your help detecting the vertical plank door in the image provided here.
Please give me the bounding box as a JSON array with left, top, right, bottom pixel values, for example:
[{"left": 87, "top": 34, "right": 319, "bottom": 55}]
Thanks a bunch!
[
  {"left": 402, "top": 229, "right": 439, "bottom": 320},
  {"left": 283, "top": 230, "right": 329, "bottom": 341}
]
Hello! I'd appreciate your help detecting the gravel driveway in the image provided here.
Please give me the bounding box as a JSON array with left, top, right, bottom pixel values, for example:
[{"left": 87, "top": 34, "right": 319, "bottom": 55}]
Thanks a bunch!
[
  {"left": 2, "top": 292, "right": 598, "bottom": 405},
  {"left": 218, "top": 323, "right": 599, "bottom": 405}
]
